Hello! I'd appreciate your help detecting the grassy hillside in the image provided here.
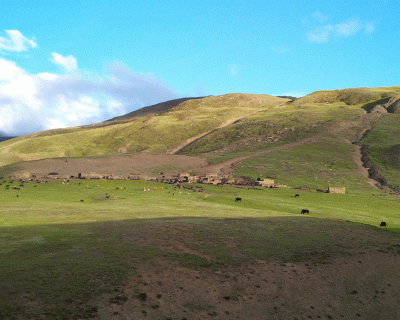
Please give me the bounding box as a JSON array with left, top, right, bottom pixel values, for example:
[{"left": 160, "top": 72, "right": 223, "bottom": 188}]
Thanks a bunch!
[
  {"left": 1, "top": 86, "right": 400, "bottom": 193},
  {"left": 179, "top": 96, "right": 364, "bottom": 160},
  {"left": 178, "top": 87, "right": 400, "bottom": 192},
  {"left": 233, "top": 137, "right": 370, "bottom": 190},
  {"left": 0, "top": 94, "right": 287, "bottom": 166},
  {"left": 362, "top": 113, "right": 400, "bottom": 189}
]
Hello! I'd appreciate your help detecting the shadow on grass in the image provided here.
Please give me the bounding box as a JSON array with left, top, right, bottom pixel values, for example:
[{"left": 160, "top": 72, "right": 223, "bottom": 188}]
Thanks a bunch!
[{"left": 1, "top": 216, "right": 399, "bottom": 319}]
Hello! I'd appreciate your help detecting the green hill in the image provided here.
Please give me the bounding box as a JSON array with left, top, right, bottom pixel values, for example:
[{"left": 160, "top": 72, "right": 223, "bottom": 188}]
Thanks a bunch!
[
  {"left": 0, "top": 94, "right": 288, "bottom": 165},
  {"left": 1, "top": 86, "right": 400, "bottom": 192}
]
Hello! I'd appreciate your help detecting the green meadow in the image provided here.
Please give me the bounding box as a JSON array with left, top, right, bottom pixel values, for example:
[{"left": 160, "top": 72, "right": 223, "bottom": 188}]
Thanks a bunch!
[{"left": 0, "top": 179, "right": 399, "bottom": 318}]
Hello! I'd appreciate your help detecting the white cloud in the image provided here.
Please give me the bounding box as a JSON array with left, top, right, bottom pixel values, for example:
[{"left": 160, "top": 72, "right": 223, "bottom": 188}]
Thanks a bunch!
[
  {"left": 0, "top": 57, "right": 179, "bottom": 136},
  {"left": 306, "top": 14, "right": 375, "bottom": 43},
  {"left": 336, "top": 18, "right": 363, "bottom": 37},
  {"left": 51, "top": 53, "right": 78, "bottom": 73},
  {"left": 0, "top": 59, "right": 40, "bottom": 110},
  {"left": 0, "top": 30, "right": 37, "bottom": 52}
]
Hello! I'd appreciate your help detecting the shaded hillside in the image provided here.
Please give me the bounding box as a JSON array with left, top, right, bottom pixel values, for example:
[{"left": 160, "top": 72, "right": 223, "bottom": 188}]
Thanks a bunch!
[
  {"left": 0, "top": 136, "right": 16, "bottom": 142},
  {"left": 109, "top": 97, "right": 204, "bottom": 121}
]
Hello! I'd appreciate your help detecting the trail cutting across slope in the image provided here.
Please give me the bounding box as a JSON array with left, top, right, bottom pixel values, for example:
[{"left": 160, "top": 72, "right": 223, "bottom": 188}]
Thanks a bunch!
[
  {"left": 198, "top": 110, "right": 385, "bottom": 190},
  {"left": 167, "top": 101, "right": 289, "bottom": 155}
]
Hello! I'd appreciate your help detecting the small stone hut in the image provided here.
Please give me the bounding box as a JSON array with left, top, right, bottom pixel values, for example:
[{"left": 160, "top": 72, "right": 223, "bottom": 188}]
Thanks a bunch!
[
  {"left": 257, "top": 179, "right": 275, "bottom": 187},
  {"left": 328, "top": 187, "right": 346, "bottom": 194}
]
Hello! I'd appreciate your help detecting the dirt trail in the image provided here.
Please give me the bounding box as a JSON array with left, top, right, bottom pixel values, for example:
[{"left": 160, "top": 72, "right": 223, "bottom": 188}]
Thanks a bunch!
[
  {"left": 167, "top": 102, "right": 289, "bottom": 155},
  {"left": 198, "top": 111, "right": 384, "bottom": 191},
  {"left": 198, "top": 135, "right": 323, "bottom": 175}
]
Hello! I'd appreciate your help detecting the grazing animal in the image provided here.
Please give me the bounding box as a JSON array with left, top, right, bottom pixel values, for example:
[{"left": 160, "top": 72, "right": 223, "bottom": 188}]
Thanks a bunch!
[
  {"left": 235, "top": 197, "right": 242, "bottom": 202},
  {"left": 295, "top": 194, "right": 300, "bottom": 197},
  {"left": 380, "top": 221, "right": 387, "bottom": 227},
  {"left": 301, "top": 209, "right": 309, "bottom": 214}
]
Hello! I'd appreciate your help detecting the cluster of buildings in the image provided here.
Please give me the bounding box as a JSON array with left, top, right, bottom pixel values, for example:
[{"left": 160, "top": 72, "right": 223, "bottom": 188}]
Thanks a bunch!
[{"left": 11, "top": 171, "right": 345, "bottom": 193}]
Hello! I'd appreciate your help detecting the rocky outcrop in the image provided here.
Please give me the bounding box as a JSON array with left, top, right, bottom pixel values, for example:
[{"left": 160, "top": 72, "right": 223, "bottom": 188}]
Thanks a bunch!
[
  {"left": 383, "top": 96, "right": 400, "bottom": 113},
  {"left": 372, "top": 96, "right": 400, "bottom": 114}
]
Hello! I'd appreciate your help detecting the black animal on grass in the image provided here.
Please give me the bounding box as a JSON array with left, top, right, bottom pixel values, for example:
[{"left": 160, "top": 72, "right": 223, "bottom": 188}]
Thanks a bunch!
[
  {"left": 301, "top": 209, "right": 309, "bottom": 214},
  {"left": 380, "top": 221, "right": 387, "bottom": 227},
  {"left": 235, "top": 197, "right": 242, "bottom": 202},
  {"left": 295, "top": 194, "right": 300, "bottom": 197}
]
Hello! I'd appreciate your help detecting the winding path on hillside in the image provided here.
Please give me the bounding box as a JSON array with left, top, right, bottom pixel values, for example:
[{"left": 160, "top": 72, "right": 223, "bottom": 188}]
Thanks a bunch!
[
  {"left": 197, "top": 111, "right": 383, "bottom": 189},
  {"left": 198, "top": 136, "right": 321, "bottom": 175},
  {"left": 167, "top": 101, "right": 290, "bottom": 155}
]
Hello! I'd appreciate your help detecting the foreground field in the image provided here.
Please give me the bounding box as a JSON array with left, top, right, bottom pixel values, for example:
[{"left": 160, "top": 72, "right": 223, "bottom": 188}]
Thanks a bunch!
[{"left": 0, "top": 179, "right": 399, "bottom": 319}]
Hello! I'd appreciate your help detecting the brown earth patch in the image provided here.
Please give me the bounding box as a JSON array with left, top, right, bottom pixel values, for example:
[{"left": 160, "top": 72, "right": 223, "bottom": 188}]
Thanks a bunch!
[
  {"left": 10, "top": 153, "right": 209, "bottom": 179},
  {"left": 93, "top": 253, "right": 400, "bottom": 320},
  {"left": 88, "top": 221, "right": 400, "bottom": 320}
]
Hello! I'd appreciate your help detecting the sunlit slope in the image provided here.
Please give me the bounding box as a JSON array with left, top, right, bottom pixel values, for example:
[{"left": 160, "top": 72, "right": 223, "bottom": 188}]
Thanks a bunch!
[
  {"left": 180, "top": 87, "right": 400, "bottom": 160},
  {"left": 179, "top": 98, "right": 364, "bottom": 159},
  {"left": 0, "top": 94, "right": 287, "bottom": 166},
  {"left": 177, "top": 86, "right": 400, "bottom": 191},
  {"left": 293, "top": 86, "right": 400, "bottom": 109}
]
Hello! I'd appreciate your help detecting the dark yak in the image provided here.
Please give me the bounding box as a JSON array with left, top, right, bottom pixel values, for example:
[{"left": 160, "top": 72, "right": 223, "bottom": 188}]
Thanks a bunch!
[
  {"left": 235, "top": 197, "right": 242, "bottom": 202},
  {"left": 380, "top": 221, "right": 387, "bottom": 227},
  {"left": 301, "top": 209, "right": 309, "bottom": 214}
]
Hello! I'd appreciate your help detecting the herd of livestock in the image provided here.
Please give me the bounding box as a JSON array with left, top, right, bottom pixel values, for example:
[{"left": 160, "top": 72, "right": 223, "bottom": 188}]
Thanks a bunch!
[{"left": 1, "top": 178, "right": 389, "bottom": 228}]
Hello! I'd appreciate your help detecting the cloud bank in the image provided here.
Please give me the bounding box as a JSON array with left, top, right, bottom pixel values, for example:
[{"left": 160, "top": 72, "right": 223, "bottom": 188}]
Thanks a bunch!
[
  {"left": 0, "top": 33, "right": 179, "bottom": 136},
  {"left": 307, "top": 14, "right": 375, "bottom": 43}
]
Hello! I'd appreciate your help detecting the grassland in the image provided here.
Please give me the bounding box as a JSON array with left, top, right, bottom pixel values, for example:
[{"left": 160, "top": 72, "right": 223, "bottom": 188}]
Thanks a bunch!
[{"left": 0, "top": 179, "right": 399, "bottom": 319}]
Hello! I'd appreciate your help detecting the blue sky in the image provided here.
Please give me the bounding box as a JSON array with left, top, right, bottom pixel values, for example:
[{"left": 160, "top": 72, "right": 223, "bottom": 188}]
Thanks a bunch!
[{"left": 1, "top": 0, "right": 399, "bottom": 136}]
